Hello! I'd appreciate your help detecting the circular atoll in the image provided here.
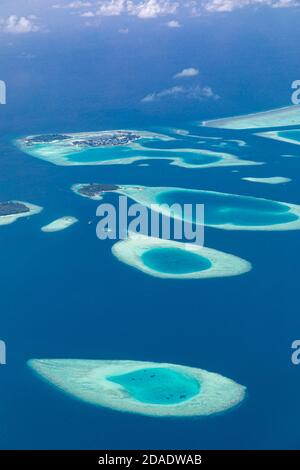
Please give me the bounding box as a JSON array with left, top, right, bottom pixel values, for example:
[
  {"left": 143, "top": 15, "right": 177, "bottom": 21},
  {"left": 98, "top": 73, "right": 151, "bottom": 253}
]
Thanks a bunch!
[
  {"left": 111, "top": 233, "right": 251, "bottom": 279},
  {"left": 28, "top": 358, "right": 246, "bottom": 418}
]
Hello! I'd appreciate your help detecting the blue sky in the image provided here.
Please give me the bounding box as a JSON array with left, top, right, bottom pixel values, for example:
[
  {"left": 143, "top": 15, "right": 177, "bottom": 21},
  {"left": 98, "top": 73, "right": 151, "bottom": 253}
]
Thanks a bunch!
[
  {"left": 0, "top": 0, "right": 299, "bottom": 134},
  {"left": 0, "top": 0, "right": 299, "bottom": 34}
]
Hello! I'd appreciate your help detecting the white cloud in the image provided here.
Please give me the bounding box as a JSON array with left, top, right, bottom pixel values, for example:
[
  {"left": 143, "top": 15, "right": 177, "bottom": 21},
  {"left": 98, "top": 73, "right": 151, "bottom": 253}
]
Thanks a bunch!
[
  {"left": 142, "top": 86, "right": 183, "bottom": 102},
  {"left": 166, "top": 20, "right": 181, "bottom": 27},
  {"left": 127, "top": 0, "right": 178, "bottom": 18},
  {"left": 118, "top": 27, "right": 129, "bottom": 32},
  {"left": 1, "top": 15, "right": 40, "bottom": 34},
  {"left": 272, "top": 0, "right": 298, "bottom": 8},
  {"left": 141, "top": 84, "right": 218, "bottom": 102},
  {"left": 77, "top": 0, "right": 179, "bottom": 19},
  {"left": 203, "top": 0, "right": 251, "bottom": 12},
  {"left": 80, "top": 11, "right": 96, "bottom": 16},
  {"left": 202, "top": 0, "right": 299, "bottom": 13},
  {"left": 53, "top": 1, "right": 92, "bottom": 8},
  {"left": 174, "top": 67, "right": 199, "bottom": 78},
  {"left": 53, "top": 0, "right": 300, "bottom": 21},
  {"left": 18, "top": 52, "right": 37, "bottom": 59},
  {"left": 96, "top": 0, "right": 126, "bottom": 16}
]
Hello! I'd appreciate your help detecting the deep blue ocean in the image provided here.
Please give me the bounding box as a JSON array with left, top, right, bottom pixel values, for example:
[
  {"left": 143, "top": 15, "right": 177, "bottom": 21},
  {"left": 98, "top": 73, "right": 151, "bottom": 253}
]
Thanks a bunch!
[{"left": 0, "top": 10, "right": 300, "bottom": 449}]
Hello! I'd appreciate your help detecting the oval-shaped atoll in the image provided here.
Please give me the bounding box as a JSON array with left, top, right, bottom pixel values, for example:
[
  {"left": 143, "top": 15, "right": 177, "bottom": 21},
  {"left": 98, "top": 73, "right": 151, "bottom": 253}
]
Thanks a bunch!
[
  {"left": 258, "top": 128, "right": 300, "bottom": 147},
  {"left": 15, "top": 130, "right": 174, "bottom": 166},
  {"left": 112, "top": 233, "right": 251, "bottom": 279},
  {"left": 41, "top": 216, "right": 78, "bottom": 233},
  {"left": 242, "top": 176, "right": 291, "bottom": 185},
  {"left": 0, "top": 200, "right": 42, "bottom": 226},
  {"left": 28, "top": 359, "right": 246, "bottom": 418},
  {"left": 203, "top": 105, "right": 300, "bottom": 130},
  {"left": 72, "top": 183, "right": 300, "bottom": 231},
  {"left": 15, "top": 129, "right": 259, "bottom": 168}
]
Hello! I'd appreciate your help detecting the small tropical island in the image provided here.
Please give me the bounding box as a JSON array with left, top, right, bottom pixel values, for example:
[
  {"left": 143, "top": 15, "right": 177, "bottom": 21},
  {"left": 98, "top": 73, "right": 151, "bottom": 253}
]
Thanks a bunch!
[
  {"left": 24, "top": 131, "right": 141, "bottom": 148},
  {"left": 24, "top": 134, "right": 70, "bottom": 145},
  {"left": 0, "top": 200, "right": 42, "bottom": 226},
  {"left": 0, "top": 201, "right": 30, "bottom": 216},
  {"left": 74, "top": 183, "right": 121, "bottom": 199}
]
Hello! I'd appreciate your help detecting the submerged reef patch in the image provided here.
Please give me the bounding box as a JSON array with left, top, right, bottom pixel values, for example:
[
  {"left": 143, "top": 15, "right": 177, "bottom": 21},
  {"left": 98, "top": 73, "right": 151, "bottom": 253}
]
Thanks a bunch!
[
  {"left": 41, "top": 216, "right": 78, "bottom": 233},
  {"left": 258, "top": 129, "right": 300, "bottom": 146},
  {"left": 152, "top": 146, "right": 260, "bottom": 169},
  {"left": 203, "top": 105, "right": 300, "bottom": 130},
  {"left": 28, "top": 359, "right": 246, "bottom": 417},
  {"left": 111, "top": 233, "right": 251, "bottom": 279},
  {"left": 242, "top": 176, "right": 291, "bottom": 185}
]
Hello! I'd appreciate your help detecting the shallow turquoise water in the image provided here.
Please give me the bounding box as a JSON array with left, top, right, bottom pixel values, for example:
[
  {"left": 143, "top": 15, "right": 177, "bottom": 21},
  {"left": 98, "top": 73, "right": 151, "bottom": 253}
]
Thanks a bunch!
[
  {"left": 68, "top": 148, "right": 222, "bottom": 165},
  {"left": 107, "top": 368, "right": 200, "bottom": 405},
  {"left": 141, "top": 247, "right": 212, "bottom": 274},
  {"left": 180, "top": 154, "right": 221, "bottom": 165},
  {"left": 157, "top": 189, "right": 298, "bottom": 226},
  {"left": 66, "top": 146, "right": 132, "bottom": 163},
  {"left": 278, "top": 130, "right": 300, "bottom": 143},
  {"left": 21, "top": 141, "right": 222, "bottom": 166}
]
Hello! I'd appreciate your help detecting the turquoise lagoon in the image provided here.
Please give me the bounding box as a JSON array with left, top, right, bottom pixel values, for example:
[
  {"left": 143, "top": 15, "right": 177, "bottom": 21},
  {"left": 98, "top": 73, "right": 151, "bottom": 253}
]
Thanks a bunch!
[
  {"left": 111, "top": 234, "right": 251, "bottom": 279},
  {"left": 107, "top": 367, "right": 200, "bottom": 405},
  {"left": 15, "top": 130, "right": 259, "bottom": 169},
  {"left": 203, "top": 105, "right": 300, "bottom": 130},
  {"left": 258, "top": 129, "right": 300, "bottom": 147},
  {"left": 141, "top": 247, "right": 212, "bottom": 275},
  {"left": 277, "top": 130, "right": 300, "bottom": 144},
  {"left": 28, "top": 359, "right": 246, "bottom": 418},
  {"left": 74, "top": 184, "right": 300, "bottom": 231},
  {"left": 155, "top": 188, "right": 299, "bottom": 229}
]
